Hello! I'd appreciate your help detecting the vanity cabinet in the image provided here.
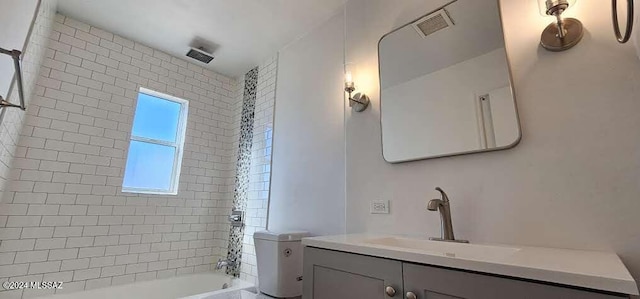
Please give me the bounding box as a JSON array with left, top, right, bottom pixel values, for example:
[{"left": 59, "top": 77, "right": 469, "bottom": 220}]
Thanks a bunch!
[
  {"left": 303, "top": 247, "right": 628, "bottom": 299},
  {"left": 303, "top": 246, "right": 403, "bottom": 298}
]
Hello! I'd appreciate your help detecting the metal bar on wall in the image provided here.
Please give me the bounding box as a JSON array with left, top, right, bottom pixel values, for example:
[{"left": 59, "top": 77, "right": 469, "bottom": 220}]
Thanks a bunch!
[{"left": 0, "top": 47, "right": 26, "bottom": 110}]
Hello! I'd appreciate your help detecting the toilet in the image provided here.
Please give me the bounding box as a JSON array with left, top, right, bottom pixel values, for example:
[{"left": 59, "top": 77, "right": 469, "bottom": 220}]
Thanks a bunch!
[{"left": 254, "top": 230, "right": 310, "bottom": 298}]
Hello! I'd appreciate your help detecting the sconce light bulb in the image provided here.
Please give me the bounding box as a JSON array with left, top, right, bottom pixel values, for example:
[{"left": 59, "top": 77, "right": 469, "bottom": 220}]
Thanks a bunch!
[
  {"left": 344, "top": 71, "right": 355, "bottom": 92},
  {"left": 345, "top": 71, "right": 353, "bottom": 84}
]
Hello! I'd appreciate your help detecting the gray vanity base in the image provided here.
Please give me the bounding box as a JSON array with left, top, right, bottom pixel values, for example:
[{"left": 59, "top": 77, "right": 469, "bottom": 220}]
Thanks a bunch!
[{"left": 303, "top": 246, "right": 628, "bottom": 299}]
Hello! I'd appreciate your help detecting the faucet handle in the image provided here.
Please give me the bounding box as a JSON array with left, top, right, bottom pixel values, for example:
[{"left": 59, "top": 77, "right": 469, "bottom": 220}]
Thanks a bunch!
[{"left": 435, "top": 187, "right": 449, "bottom": 202}]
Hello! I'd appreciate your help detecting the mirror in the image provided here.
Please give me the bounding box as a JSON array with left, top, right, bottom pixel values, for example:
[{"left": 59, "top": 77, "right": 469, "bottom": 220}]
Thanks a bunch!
[{"left": 379, "top": 0, "right": 520, "bottom": 163}]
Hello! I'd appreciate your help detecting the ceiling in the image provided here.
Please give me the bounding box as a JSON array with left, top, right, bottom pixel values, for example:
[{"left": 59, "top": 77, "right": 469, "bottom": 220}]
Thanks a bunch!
[{"left": 57, "top": 0, "right": 347, "bottom": 77}]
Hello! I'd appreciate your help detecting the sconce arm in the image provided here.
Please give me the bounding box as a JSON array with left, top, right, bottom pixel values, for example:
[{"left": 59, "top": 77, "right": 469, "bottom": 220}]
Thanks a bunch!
[{"left": 347, "top": 91, "right": 367, "bottom": 105}]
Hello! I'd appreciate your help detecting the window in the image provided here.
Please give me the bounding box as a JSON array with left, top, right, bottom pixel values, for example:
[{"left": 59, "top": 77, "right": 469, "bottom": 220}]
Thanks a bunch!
[{"left": 122, "top": 88, "right": 188, "bottom": 195}]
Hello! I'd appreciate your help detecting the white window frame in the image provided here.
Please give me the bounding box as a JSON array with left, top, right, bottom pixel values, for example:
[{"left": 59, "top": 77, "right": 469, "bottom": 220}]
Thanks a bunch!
[{"left": 122, "top": 87, "right": 189, "bottom": 195}]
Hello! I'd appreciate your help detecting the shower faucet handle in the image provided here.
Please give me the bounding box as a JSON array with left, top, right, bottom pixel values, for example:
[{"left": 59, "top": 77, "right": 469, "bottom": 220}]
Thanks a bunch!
[
  {"left": 215, "top": 258, "right": 235, "bottom": 270},
  {"left": 228, "top": 210, "right": 243, "bottom": 227}
]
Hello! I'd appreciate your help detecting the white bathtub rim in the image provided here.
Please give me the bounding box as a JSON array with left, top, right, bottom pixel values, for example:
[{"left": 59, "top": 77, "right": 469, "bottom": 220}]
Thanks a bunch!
[
  {"left": 33, "top": 272, "right": 250, "bottom": 299},
  {"left": 180, "top": 278, "right": 256, "bottom": 299}
]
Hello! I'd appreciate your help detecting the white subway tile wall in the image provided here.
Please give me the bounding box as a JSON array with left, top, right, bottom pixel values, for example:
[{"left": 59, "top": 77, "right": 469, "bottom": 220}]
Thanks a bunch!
[
  {"left": 0, "top": 14, "right": 242, "bottom": 298},
  {"left": 239, "top": 56, "right": 277, "bottom": 284},
  {"left": 0, "top": 0, "right": 57, "bottom": 198}
]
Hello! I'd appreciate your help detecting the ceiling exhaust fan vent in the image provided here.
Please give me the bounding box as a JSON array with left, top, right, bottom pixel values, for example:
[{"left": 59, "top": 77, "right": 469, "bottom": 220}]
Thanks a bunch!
[
  {"left": 186, "top": 47, "right": 214, "bottom": 64},
  {"left": 412, "top": 9, "right": 455, "bottom": 38}
]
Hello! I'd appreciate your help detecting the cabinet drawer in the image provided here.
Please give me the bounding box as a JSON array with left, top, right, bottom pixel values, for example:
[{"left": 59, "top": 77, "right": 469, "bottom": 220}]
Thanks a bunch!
[
  {"left": 303, "top": 247, "right": 403, "bottom": 299},
  {"left": 403, "top": 262, "right": 627, "bottom": 299}
]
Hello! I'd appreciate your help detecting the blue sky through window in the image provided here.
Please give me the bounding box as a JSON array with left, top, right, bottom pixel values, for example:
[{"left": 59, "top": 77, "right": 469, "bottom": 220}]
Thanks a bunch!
[
  {"left": 123, "top": 141, "right": 175, "bottom": 190},
  {"left": 131, "top": 93, "right": 181, "bottom": 142}
]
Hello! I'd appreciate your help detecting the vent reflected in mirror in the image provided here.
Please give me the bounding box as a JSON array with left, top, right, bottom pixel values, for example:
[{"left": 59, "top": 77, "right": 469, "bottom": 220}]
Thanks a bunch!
[{"left": 378, "top": 0, "right": 521, "bottom": 163}]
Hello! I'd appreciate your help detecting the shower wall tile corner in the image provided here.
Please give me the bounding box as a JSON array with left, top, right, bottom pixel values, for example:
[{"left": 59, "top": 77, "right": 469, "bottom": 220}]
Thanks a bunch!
[
  {"left": 239, "top": 55, "right": 278, "bottom": 284},
  {"left": 0, "top": 0, "right": 58, "bottom": 201},
  {"left": 221, "top": 54, "right": 278, "bottom": 283},
  {"left": 225, "top": 67, "right": 258, "bottom": 277}
]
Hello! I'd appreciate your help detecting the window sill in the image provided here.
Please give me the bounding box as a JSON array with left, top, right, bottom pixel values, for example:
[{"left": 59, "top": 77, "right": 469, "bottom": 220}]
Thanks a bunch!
[{"left": 121, "top": 188, "right": 178, "bottom": 196}]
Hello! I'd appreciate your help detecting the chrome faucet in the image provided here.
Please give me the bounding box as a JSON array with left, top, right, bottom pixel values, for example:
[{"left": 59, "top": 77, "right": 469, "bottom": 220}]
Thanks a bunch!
[
  {"left": 427, "top": 187, "right": 468, "bottom": 243},
  {"left": 215, "top": 258, "right": 235, "bottom": 270}
]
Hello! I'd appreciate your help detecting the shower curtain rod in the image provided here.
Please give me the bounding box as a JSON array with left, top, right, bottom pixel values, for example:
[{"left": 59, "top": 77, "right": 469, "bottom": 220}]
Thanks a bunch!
[{"left": 0, "top": 47, "right": 26, "bottom": 110}]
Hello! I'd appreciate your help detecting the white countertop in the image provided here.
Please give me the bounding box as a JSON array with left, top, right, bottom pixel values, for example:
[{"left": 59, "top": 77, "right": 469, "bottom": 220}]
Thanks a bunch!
[{"left": 302, "top": 234, "right": 639, "bottom": 295}]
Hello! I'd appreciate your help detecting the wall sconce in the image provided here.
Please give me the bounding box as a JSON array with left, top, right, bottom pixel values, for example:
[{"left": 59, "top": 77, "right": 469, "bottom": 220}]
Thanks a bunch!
[
  {"left": 344, "top": 71, "right": 370, "bottom": 112},
  {"left": 538, "top": 0, "right": 584, "bottom": 51}
]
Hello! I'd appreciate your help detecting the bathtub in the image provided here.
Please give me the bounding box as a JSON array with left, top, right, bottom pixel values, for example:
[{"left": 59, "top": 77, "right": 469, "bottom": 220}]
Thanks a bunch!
[{"left": 35, "top": 272, "right": 255, "bottom": 299}]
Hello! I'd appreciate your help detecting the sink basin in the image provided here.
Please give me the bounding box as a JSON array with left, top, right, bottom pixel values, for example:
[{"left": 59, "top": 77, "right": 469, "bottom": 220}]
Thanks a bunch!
[{"left": 362, "top": 236, "right": 520, "bottom": 261}]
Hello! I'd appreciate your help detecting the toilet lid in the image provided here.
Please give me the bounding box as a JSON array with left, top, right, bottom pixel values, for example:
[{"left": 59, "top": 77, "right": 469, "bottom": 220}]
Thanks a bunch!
[{"left": 253, "top": 230, "right": 310, "bottom": 241}]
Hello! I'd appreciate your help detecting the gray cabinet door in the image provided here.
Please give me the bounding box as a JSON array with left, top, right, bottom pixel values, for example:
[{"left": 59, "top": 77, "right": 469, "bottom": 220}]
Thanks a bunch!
[
  {"left": 303, "top": 246, "right": 403, "bottom": 299},
  {"left": 403, "top": 262, "right": 628, "bottom": 299}
]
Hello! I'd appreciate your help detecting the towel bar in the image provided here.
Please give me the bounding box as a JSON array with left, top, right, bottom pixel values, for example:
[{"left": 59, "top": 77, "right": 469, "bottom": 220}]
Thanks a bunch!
[{"left": 612, "top": 0, "right": 635, "bottom": 43}]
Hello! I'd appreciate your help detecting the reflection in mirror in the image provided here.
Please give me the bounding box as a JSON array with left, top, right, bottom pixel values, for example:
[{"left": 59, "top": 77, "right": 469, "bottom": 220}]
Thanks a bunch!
[{"left": 379, "top": 0, "right": 520, "bottom": 163}]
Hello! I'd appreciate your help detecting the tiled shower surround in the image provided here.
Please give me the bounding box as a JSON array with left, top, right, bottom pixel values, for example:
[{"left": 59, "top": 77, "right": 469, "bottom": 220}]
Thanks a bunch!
[
  {"left": 239, "top": 56, "right": 277, "bottom": 284},
  {"left": 225, "top": 67, "right": 258, "bottom": 278},
  {"left": 226, "top": 56, "right": 277, "bottom": 284},
  {"left": 0, "top": 13, "right": 255, "bottom": 298}
]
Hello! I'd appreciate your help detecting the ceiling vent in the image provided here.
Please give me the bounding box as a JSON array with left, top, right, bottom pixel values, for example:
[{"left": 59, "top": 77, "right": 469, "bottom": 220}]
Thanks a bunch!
[
  {"left": 412, "top": 9, "right": 455, "bottom": 38},
  {"left": 186, "top": 47, "right": 214, "bottom": 64}
]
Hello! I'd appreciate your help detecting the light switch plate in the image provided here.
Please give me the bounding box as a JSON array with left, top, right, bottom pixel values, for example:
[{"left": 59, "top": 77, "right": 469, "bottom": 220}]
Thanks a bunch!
[{"left": 370, "top": 200, "right": 390, "bottom": 214}]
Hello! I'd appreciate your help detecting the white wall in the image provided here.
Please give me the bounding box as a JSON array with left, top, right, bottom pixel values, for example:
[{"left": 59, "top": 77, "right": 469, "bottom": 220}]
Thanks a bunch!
[
  {"left": 0, "top": 14, "right": 239, "bottom": 298},
  {"left": 344, "top": 0, "right": 640, "bottom": 292},
  {"left": 268, "top": 12, "right": 346, "bottom": 236}
]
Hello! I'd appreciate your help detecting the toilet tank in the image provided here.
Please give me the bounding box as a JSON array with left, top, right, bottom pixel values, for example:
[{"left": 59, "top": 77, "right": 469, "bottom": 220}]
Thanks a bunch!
[{"left": 254, "top": 230, "right": 310, "bottom": 298}]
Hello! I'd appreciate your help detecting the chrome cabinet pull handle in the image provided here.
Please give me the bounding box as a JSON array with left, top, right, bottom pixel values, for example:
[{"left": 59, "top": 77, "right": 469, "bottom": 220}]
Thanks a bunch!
[
  {"left": 406, "top": 291, "right": 417, "bottom": 299},
  {"left": 613, "top": 0, "right": 634, "bottom": 43}
]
